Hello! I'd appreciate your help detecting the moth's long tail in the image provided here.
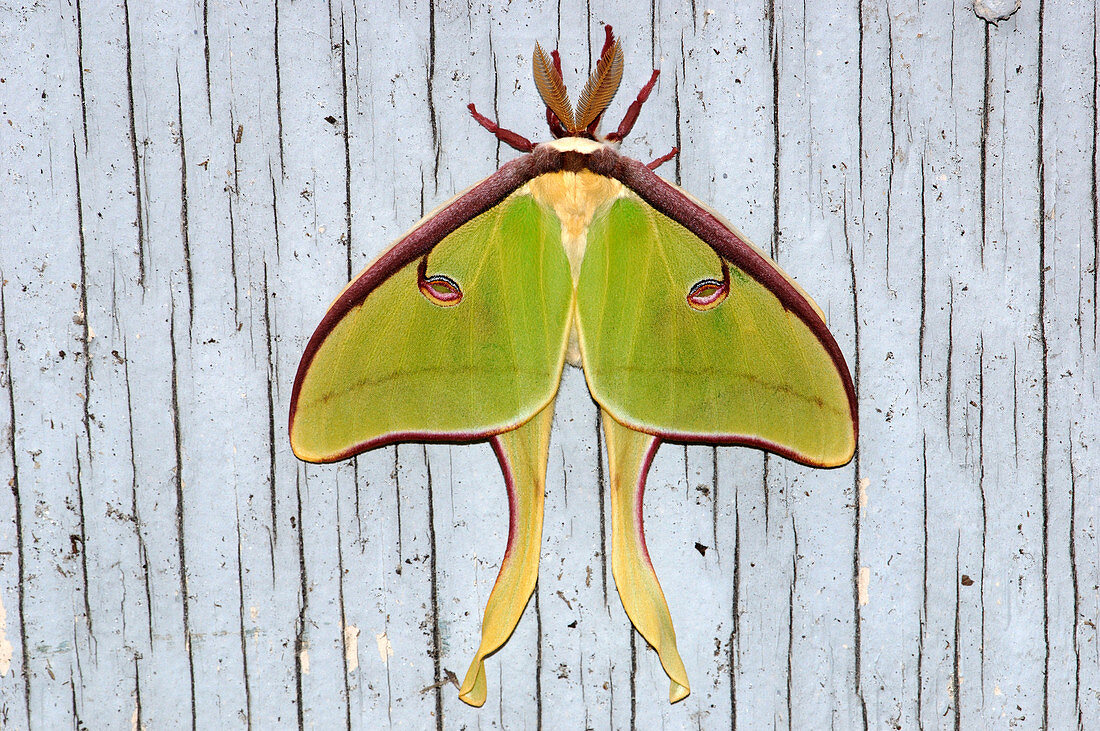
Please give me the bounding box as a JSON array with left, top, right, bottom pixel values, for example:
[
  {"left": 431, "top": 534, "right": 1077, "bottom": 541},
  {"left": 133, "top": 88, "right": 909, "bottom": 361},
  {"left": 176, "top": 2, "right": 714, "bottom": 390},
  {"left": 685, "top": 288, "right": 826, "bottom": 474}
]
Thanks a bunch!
[
  {"left": 458, "top": 404, "right": 554, "bottom": 707},
  {"left": 602, "top": 409, "right": 691, "bottom": 703}
]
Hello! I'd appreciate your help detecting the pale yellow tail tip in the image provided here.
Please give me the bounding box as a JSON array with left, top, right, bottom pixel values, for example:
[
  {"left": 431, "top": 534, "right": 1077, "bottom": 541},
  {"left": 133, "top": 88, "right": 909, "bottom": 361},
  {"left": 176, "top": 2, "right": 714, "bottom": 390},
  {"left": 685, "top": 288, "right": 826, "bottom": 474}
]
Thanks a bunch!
[
  {"left": 458, "top": 659, "right": 487, "bottom": 707},
  {"left": 670, "top": 680, "right": 690, "bottom": 703}
]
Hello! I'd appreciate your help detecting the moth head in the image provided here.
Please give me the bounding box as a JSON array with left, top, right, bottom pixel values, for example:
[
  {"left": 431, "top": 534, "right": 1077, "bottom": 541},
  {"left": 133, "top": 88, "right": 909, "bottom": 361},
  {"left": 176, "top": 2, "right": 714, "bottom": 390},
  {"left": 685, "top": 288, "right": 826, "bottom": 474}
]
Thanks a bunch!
[{"left": 533, "top": 26, "right": 624, "bottom": 140}]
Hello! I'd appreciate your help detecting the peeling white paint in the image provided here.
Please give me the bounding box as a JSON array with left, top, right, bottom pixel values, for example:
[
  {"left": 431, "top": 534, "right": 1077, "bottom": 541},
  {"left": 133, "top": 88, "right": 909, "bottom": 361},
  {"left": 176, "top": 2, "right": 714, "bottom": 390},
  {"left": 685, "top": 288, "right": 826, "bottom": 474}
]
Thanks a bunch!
[
  {"left": 376, "top": 631, "right": 394, "bottom": 664},
  {"left": 344, "top": 624, "right": 360, "bottom": 673},
  {"left": 858, "top": 567, "right": 870, "bottom": 606},
  {"left": 973, "top": 0, "right": 1020, "bottom": 22},
  {"left": 299, "top": 647, "right": 310, "bottom": 675},
  {"left": 0, "top": 595, "right": 12, "bottom": 676},
  {"left": 858, "top": 477, "right": 870, "bottom": 508}
]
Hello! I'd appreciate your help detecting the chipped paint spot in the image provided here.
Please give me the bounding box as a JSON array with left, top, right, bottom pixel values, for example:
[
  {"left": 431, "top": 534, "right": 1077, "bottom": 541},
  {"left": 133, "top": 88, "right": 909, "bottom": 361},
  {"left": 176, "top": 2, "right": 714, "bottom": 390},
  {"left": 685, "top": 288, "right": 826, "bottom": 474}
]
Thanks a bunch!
[
  {"left": 249, "top": 606, "right": 258, "bottom": 620},
  {"left": 344, "top": 624, "right": 360, "bottom": 672},
  {"left": 376, "top": 631, "right": 394, "bottom": 664},
  {"left": 299, "top": 647, "right": 310, "bottom": 674},
  {"left": 972, "top": 0, "right": 1020, "bottom": 23},
  {"left": 994, "top": 684, "right": 1002, "bottom": 696},
  {"left": 858, "top": 477, "right": 870, "bottom": 508},
  {"left": 0, "top": 595, "right": 12, "bottom": 676},
  {"left": 858, "top": 567, "right": 870, "bottom": 606}
]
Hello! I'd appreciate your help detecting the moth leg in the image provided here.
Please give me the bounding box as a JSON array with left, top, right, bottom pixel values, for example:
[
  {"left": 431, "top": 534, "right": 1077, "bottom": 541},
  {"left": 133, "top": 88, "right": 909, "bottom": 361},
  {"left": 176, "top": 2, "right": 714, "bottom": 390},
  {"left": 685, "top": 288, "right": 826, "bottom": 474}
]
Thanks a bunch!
[
  {"left": 605, "top": 68, "right": 661, "bottom": 143},
  {"left": 458, "top": 404, "right": 554, "bottom": 707},
  {"left": 647, "top": 147, "right": 680, "bottom": 170},
  {"left": 602, "top": 409, "right": 691, "bottom": 703},
  {"left": 467, "top": 103, "right": 536, "bottom": 152}
]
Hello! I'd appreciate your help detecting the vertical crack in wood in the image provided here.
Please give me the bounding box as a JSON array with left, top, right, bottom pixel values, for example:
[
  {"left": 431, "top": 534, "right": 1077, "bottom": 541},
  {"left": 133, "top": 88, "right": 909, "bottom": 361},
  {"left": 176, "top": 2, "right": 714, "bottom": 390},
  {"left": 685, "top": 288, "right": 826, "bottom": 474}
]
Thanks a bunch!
[
  {"left": 711, "top": 446, "right": 718, "bottom": 557},
  {"left": 341, "top": 13, "right": 353, "bottom": 284},
  {"left": 123, "top": 0, "right": 146, "bottom": 290},
  {"left": 675, "top": 36, "right": 683, "bottom": 187},
  {"left": 74, "top": 139, "right": 92, "bottom": 466},
  {"left": 234, "top": 501, "right": 253, "bottom": 730},
  {"left": 274, "top": 0, "right": 285, "bottom": 176},
  {"left": 919, "top": 156, "right": 927, "bottom": 384},
  {"left": 683, "top": 445, "right": 689, "bottom": 506},
  {"left": 335, "top": 488, "right": 352, "bottom": 730},
  {"left": 730, "top": 487, "right": 740, "bottom": 731},
  {"left": 787, "top": 519, "right": 798, "bottom": 730},
  {"left": 419, "top": 168, "right": 426, "bottom": 218},
  {"left": 203, "top": 0, "right": 211, "bottom": 116},
  {"left": 534, "top": 582, "right": 543, "bottom": 731},
  {"left": 1036, "top": 1, "right": 1051, "bottom": 724},
  {"left": 424, "top": 447, "right": 444, "bottom": 730},
  {"left": 945, "top": 280, "right": 954, "bottom": 449},
  {"left": 426, "top": 0, "right": 440, "bottom": 191},
  {"left": 979, "top": 24, "right": 991, "bottom": 267},
  {"left": 295, "top": 469, "right": 308, "bottom": 731},
  {"left": 353, "top": 457, "right": 363, "bottom": 548},
  {"left": 124, "top": 341, "right": 153, "bottom": 646},
  {"left": 581, "top": 649, "right": 589, "bottom": 726},
  {"left": 554, "top": 0, "right": 561, "bottom": 52},
  {"left": 270, "top": 163, "right": 282, "bottom": 262},
  {"left": 489, "top": 26, "right": 501, "bottom": 170},
  {"left": 169, "top": 297, "right": 197, "bottom": 730},
  {"left": 74, "top": 438, "right": 92, "bottom": 635},
  {"left": 6, "top": 280, "right": 32, "bottom": 729},
  {"left": 918, "top": 434, "right": 927, "bottom": 727},
  {"left": 768, "top": 0, "right": 780, "bottom": 262},
  {"left": 133, "top": 654, "right": 143, "bottom": 730},
  {"left": 1093, "top": 10, "right": 1098, "bottom": 348},
  {"left": 585, "top": 1, "right": 592, "bottom": 77},
  {"left": 607, "top": 659, "right": 614, "bottom": 729},
  {"left": 383, "top": 600, "right": 394, "bottom": 727},
  {"left": 629, "top": 628, "right": 637, "bottom": 731},
  {"left": 977, "top": 335, "right": 987, "bottom": 706},
  {"left": 70, "top": 664, "right": 83, "bottom": 728},
  {"left": 229, "top": 111, "right": 241, "bottom": 327},
  {"left": 263, "top": 263, "right": 278, "bottom": 544},
  {"left": 75, "top": 0, "right": 88, "bottom": 150},
  {"left": 953, "top": 532, "right": 961, "bottom": 731},
  {"left": 596, "top": 409, "right": 608, "bottom": 607},
  {"left": 846, "top": 195, "right": 867, "bottom": 729},
  {"left": 176, "top": 66, "right": 194, "bottom": 337},
  {"left": 394, "top": 447, "right": 404, "bottom": 573},
  {"left": 856, "top": 0, "right": 865, "bottom": 200},
  {"left": 885, "top": 7, "right": 895, "bottom": 288},
  {"left": 1068, "top": 436, "right": 1081, "bottom": 726},
  {"left": 762, "top": 453, "right": 770, "bottom": 534},
  {"left": 650, "top": 0, "right": 657, "bottom": 69},
  {"left": 1011, "top": 347, "right": 1019, "bottom": 466}
]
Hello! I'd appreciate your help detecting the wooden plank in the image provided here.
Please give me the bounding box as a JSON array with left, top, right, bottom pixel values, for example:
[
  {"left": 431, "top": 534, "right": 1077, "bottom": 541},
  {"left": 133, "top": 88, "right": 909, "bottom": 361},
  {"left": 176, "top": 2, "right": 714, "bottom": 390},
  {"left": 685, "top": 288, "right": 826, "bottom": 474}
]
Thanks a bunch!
[{"left": 0, "top": 0, "right": 1096, "bottom": 728}]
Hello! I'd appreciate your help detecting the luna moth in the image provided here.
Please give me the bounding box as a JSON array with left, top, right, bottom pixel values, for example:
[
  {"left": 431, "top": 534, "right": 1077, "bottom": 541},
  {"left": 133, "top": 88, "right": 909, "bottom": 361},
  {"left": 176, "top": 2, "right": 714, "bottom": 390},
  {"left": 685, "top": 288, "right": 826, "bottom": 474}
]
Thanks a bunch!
[{"left": 289, "top": 26, "right": 857, "bottom": 708}]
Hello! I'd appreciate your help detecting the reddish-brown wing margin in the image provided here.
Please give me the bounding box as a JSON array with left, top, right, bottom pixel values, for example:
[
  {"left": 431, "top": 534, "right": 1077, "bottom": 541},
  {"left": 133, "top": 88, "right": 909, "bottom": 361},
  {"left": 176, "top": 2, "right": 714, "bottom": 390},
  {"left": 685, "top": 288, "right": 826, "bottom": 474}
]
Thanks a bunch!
[
  {"left": 288, "top": 146, "right": 567, "bottom": 452},
  {"left": 584, "top": 146, "right": 859, "bottom": 459}
]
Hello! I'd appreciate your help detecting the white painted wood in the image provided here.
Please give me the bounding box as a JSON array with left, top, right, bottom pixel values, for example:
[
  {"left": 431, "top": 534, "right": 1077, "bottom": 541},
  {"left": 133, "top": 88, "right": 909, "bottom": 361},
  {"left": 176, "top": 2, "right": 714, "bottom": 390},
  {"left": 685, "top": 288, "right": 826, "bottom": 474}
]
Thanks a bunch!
[{"left": 0, "top": 1, "right": 1096, "bottom": 728}]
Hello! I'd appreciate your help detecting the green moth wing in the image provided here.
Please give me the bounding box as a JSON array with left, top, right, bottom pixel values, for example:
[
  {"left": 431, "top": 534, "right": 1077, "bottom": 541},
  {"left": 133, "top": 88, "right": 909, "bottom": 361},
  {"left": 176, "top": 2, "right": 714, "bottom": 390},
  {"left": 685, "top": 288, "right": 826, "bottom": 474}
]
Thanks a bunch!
[
  {"left": 290, "top": 183, "right": 572, "bottom": 462},
  {"left": 578, "top": 158, "right": 857, "bottom": 467},
  {"left": 289, "top": 163, "right": 573, "bottom": 710},
  {"left": 572, "top": 154, "right": 856, "bottom": 703}
]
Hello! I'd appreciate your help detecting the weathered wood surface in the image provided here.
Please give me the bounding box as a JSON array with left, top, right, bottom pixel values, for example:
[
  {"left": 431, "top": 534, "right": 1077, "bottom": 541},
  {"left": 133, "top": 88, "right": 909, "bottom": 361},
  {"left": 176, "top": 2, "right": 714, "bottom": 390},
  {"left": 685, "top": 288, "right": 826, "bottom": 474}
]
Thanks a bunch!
[{"left": 0, "top": 0, "right": 1097, "bottom": 728}]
